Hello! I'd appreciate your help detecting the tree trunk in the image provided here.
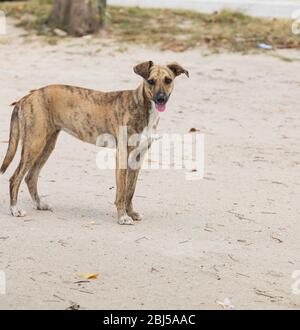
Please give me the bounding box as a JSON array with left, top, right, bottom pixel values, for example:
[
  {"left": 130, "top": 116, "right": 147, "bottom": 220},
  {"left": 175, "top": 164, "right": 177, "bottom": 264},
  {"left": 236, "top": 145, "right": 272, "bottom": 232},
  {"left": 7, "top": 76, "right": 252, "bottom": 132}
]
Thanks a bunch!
[
  {"left": 48, "top": 0, "right": 106, "bottom": 37},
  {"left": 98, "top": 0, "right": 107, "bottom": 27}
]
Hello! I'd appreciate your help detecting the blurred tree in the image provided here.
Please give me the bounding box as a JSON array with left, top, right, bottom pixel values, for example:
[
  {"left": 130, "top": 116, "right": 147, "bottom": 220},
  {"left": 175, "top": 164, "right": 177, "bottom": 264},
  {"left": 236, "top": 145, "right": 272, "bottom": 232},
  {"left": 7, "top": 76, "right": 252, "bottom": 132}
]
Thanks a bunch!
[{"left": 48, "top": 0, "right": 106, "bottom": 36}]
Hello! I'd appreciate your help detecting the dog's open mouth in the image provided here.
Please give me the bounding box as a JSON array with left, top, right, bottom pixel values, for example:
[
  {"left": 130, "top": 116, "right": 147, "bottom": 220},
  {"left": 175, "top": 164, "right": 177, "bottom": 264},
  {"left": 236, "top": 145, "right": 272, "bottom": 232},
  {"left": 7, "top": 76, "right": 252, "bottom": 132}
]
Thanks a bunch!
[{"left": 155, "top": 102, "right": 167, "bottom": 113}]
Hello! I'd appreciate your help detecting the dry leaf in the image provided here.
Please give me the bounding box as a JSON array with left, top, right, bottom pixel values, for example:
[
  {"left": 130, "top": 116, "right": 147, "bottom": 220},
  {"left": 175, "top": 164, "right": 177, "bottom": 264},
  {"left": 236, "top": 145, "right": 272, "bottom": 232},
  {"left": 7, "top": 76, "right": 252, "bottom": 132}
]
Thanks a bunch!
[
  {"left": 189, "top": 128, "right": 200, "bottom": 133},
  {"left": 76, "top": 273, "right": 99, "bottom": 280}
]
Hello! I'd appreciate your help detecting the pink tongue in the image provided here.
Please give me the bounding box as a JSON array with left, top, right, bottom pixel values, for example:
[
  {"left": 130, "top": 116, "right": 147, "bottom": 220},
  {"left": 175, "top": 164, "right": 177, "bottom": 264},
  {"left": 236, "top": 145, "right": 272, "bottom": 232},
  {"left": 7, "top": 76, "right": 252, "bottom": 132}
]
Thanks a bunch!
[{"left": 156, "top": 103, "right": 166, "bottom": 112}]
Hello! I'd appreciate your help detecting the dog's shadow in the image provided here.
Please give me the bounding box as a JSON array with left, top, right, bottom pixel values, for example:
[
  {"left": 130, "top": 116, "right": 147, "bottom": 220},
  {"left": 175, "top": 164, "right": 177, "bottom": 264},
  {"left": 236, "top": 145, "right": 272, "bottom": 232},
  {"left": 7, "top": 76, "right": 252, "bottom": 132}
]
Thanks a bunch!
[
  {"left": 0, "top": 199, "right": 115, "bottom": 224},
  {"left": 53, "top": 202, "right": 115, "bottom": 224}
]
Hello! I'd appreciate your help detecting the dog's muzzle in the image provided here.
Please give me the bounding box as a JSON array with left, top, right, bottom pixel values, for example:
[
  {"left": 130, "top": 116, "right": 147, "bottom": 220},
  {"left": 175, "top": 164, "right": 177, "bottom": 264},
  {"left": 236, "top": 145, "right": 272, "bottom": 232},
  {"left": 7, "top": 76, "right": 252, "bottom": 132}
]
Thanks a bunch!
[{"left": 154, "top": 93, "right": 168, "bottom": 113}]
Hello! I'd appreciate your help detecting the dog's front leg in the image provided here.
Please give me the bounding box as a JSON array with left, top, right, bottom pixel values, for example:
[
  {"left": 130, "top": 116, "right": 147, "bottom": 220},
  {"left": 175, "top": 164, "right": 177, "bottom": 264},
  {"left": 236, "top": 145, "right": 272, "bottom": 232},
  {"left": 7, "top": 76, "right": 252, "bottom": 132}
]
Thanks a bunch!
[
  {"left": 115, "top": 146, "right": 134, "bottom": 225},
  {"left": 125, "top": 141, "right": 152, "bottom": 222},
  {"left": 126, "top": 168, "right": 142, "bottom": 221}
]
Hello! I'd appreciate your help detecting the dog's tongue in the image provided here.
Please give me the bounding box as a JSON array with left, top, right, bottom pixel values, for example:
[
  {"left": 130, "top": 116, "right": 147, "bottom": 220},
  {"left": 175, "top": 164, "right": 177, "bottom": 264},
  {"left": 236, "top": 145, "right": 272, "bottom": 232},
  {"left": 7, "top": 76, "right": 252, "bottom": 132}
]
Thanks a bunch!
[{"left": 156, "top": 103, "right": 166, "bottom": 112}]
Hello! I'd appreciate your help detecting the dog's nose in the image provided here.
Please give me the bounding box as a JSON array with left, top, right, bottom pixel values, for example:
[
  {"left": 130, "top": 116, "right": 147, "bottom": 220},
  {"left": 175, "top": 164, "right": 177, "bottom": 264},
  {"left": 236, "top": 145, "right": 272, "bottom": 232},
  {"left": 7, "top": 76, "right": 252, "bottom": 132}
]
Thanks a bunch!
[{"left": 155, "top": 93, "right": 167, "bottom": 104}]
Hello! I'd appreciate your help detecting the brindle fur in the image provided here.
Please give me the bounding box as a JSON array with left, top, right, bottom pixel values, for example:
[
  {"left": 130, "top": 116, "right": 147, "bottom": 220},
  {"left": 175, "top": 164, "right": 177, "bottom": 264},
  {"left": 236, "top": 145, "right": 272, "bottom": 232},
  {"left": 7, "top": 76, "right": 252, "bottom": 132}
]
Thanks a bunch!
[{"left": 1, "top": 61, "right": 189, "bottom": 225}]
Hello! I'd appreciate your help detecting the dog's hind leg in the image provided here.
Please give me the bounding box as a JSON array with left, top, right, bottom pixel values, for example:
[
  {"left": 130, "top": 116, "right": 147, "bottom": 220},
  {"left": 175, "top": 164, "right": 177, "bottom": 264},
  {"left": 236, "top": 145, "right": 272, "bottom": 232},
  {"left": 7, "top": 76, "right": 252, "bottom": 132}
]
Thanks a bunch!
[
  {"left": 9, "top": 100, "right": 53, "bottom": 217},
  {"left": 25, "top": 130, "right": 60, "bottom": 211},
  {"left": 10, "top": 161, "right": 32, "bottom": 217},
  {"left": 9, "top": 139, "right": 47, "bottom": 217}
]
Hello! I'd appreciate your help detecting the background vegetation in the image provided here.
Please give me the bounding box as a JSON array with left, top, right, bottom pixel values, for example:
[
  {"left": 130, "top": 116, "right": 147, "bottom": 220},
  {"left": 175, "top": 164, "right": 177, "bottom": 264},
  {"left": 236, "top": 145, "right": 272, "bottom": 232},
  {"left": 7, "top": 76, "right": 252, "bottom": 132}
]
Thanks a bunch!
[{"left": 0, "top": 0, "right": 299, "bottom": 52}]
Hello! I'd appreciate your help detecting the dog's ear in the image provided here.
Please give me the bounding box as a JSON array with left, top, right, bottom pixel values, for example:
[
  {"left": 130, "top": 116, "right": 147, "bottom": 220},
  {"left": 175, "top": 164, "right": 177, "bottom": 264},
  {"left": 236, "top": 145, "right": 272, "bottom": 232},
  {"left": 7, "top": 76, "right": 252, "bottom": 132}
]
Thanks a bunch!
[
  {"left": 134, "top": 61, "right": 154, "bottom": 79},
  {"left": 167, "top": 63, "right": 189, "bottom": 78}
]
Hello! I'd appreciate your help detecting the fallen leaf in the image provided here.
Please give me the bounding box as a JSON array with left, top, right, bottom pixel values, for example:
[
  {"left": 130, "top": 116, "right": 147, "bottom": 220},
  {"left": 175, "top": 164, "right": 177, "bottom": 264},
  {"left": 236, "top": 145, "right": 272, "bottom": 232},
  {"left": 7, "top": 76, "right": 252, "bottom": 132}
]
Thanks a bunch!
[
  {"left": 189, "top": 128, "right": 200, "bottom": 133},
  {"left": 76, "top": 273, "right": 99, "bottom": 280}
]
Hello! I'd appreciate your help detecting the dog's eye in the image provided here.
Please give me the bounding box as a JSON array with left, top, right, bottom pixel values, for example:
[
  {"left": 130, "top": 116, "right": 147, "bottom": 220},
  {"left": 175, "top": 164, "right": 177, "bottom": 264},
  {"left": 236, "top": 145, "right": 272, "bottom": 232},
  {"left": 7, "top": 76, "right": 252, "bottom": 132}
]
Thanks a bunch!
[
  {"left": 165, "top": 77, "right": 173, "bottom": 85},
  {"left": 147, "top": 79, "right": 155, "bottom": 85}
]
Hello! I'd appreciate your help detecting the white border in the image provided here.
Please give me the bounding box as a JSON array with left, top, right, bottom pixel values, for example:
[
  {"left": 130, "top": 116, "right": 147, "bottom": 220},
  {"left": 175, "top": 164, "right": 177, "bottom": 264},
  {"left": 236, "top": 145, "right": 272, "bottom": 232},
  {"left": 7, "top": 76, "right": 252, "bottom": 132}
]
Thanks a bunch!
[{"left": 109, "top": 0, "right": 300, "bottom": 18}]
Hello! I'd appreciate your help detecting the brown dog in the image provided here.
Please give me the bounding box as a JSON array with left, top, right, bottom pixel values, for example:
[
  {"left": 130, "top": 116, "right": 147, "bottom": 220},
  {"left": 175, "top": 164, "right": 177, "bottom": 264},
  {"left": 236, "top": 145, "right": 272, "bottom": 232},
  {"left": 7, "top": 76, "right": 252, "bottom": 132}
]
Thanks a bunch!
[{"left": 1, "top": 61, "right": 189, "bottom": 225}]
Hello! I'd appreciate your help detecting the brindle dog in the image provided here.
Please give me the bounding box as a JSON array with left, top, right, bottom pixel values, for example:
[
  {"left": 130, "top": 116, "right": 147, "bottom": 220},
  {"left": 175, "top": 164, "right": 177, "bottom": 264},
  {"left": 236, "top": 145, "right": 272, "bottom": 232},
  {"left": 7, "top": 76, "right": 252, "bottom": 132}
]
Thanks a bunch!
[{"left": 1, "top": 61, "right": 189, "bottom": 225}]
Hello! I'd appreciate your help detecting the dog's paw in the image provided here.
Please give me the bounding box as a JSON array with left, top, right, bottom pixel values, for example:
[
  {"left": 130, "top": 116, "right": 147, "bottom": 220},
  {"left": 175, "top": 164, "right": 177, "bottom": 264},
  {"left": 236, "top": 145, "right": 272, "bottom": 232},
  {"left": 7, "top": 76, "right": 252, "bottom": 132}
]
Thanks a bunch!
[
  {"left": 128, "top": 211, "right": 143, "bottom": 221},
  {"left": 10, "top": 206, "right": 27, "bottom": 218},
  {"left": 37, "top": 201, "right": 53, "bottom": 212},
  {"left": 118, "top": 215, "right": 134, "bottom": 225}
]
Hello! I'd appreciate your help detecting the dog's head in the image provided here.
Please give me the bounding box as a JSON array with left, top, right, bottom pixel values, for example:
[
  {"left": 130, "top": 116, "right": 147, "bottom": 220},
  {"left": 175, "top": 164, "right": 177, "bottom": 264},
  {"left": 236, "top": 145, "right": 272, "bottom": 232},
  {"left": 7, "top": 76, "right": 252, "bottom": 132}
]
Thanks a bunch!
[{"left": 134, "top": 61, "right": 189, "bottom": 112}]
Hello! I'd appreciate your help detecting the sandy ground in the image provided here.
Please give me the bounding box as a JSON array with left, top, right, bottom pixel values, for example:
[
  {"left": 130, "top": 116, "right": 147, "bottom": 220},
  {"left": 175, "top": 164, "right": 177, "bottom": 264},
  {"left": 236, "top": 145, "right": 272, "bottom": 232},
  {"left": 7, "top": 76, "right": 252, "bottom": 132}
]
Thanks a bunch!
[{"left": 0, "top": 19, "right": 300, "bottom": 310}]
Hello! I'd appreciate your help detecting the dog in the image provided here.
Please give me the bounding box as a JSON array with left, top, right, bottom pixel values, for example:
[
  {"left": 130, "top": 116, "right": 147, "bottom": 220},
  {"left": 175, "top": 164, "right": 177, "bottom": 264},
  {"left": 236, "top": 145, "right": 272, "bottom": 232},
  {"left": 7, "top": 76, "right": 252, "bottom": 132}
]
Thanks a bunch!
[{"left": 0, "top": 61, "right": 189, "bottom": 225}]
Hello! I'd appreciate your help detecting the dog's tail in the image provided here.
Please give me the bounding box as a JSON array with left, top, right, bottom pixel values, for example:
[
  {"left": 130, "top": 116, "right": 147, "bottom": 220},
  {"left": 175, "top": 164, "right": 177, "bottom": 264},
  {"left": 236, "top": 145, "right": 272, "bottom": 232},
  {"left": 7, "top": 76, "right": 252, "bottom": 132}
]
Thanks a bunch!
[{"left": 0, "top": 104, "right": 20, "bottom": 174}]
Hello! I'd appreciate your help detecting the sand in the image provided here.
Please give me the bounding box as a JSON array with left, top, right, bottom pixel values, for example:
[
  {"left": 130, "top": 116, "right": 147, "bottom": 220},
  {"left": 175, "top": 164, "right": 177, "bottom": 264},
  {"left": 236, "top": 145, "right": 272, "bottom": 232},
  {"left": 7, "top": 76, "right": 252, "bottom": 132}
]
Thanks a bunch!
[{"left": 0, "top": 18, "right": 300, "bottom": 309}]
